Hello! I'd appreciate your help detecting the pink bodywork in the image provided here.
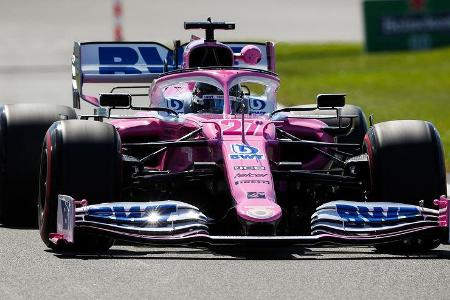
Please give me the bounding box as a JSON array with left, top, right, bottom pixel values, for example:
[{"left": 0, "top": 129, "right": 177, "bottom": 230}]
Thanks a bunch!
[
  {"left": 434, "top": 195, "right": 450, "bottom": 227},
  {"left": 110, "top": 69, "right": 332, "bottom": 224}
]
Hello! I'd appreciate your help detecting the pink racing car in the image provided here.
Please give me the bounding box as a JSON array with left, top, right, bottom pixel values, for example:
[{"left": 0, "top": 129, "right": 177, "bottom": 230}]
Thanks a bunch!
[{"left": 0, "top": 20, "right": 448, "bottom": 252}]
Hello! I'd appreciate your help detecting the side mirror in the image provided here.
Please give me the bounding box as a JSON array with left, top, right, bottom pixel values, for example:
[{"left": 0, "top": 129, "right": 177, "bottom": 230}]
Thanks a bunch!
[
  {"left": 99, "top": 93, "right": 131, "bottom": 108},
  {"left": 317, "top": 94, "right": 346, "bottom": 108}
]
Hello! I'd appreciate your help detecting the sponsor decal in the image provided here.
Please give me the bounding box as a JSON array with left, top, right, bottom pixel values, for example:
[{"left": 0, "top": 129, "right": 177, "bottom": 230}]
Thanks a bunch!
[
  {"left": 234, "top": 173, "right": 268, "bottom": 179},
  {"left": 247, "top": 192, "right": 266, "bottom": 199},
  {"left": 235, "top": 180, "right": 270, "bottom": 185},
  {"left": 203, "top": 95, "right": 224, "bottom": 100},
  {"left": 249, "top": 111, "right": 266, "bottom": 115},
  {"left": 88, "top": 204, "right": 177, "bottom": 222},
  {"left": 167, "top": 99, "right": 184, "bottom": 111},
  {"left": 230, "top": 144, "right": 264, "bottom": 160},
  {"left": 381, "top": 14, "right": 450, "bottom": 36},
  {"left": 234, "top": 166, "right": 266, "bottom": 171},
  {"left": 336, "top": 204, "right": 420, "bottom": 226},
  {"left": 244, "top": 99, "right": 267, "bottom": 115},
  {"left": 231, "top": 144, "right": 258, "bottom": 154},
  {"left": 249, "top": 99, "right": 266, "bottom": 111},
  {"left": 97, "top": 46, "right": 173, "bottom": 74}
]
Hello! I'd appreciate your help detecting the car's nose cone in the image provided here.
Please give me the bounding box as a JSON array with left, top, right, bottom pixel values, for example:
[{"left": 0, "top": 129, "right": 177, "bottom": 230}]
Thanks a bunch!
[{"left": 235, "top": 199, "right": 282, "bottom": 223}]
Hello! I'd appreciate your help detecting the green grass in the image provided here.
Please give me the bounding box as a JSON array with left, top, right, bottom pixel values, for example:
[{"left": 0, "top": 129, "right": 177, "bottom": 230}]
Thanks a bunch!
[{"left": 276, "top": 43, "right": 450, "bottom": 169}]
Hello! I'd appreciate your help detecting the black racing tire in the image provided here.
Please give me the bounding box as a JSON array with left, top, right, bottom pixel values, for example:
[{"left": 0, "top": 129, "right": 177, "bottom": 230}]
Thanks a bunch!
[
  {"left": 294, "top": 104, "right": 368, "bottom": 149},
  {"left": 364, "top": 120, "right": 447, "bottom": 251},
  {"left": 0, "top": 103, "right": 77, "bottom": 227},
  {"left": 365, "top": 120, "right": 446, "bottom": 206},
  {"left": 38, "top": 120, "right": 122, "bottom": 251}
]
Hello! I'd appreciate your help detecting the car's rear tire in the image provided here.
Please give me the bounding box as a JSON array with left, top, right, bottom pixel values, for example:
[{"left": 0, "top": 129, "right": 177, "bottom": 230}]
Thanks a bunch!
[
  {"left": 364, "top": 120, "right": 447, "bottom": 251},
  {"left": 334, "top": 105, "right": 368, "bottom": 147},
  {"left": 38, "top": 120, "right": 122, "bottom": 251},
  {"left": 0, "top": 103, "right": 77, "bottom": 227}
]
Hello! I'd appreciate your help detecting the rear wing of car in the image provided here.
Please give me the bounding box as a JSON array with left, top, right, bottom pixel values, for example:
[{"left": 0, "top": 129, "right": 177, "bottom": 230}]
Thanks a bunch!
[
  {"left": 72, "top": 41, "right": 275, "bottom": 108},
  {"left": 72, "top": 42, "right": 176, "bottom": 107}
]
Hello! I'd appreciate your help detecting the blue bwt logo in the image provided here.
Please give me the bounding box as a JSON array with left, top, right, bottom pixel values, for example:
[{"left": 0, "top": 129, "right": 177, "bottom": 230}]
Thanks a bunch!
[
  {"left": 230, "top": 144, "right": 264, "bottom": 160},
  {"left": 87, "top": 204, "right": 177, "bottom": 224},
  {"left": 167, "top": 99, "right": 184, "bottom": 111},
  {"left": 98, "top": 46, "right": 174, "bottom": 74},
  {"left": 336, "top": 204, "right": 420, "bottom": 227},
  {"left": 232, "top": 144, "right": 258, "bottom": 154},
  {"left": 249, "top": 99, "right": 266, "bottom": 111}
]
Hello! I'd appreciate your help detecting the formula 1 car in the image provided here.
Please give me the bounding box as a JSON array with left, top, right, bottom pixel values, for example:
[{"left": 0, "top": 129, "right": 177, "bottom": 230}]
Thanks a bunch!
[{"left": 0, "top": 20, "right": 448, "bottom": 252}]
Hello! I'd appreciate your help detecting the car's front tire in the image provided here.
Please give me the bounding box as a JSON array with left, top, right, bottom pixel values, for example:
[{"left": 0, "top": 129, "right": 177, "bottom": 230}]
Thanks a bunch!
[{"left": 38, "top": 120, "right": 122, "bottom": 251}]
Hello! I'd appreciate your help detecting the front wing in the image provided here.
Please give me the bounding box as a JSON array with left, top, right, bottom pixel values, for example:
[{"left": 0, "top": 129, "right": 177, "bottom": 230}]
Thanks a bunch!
[{"left": 49, "top": 195, "right": 450, "bottom": 247}]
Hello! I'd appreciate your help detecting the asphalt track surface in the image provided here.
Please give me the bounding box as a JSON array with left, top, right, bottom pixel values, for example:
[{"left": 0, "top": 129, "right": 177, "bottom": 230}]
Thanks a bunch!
[
  {"left": 1, "top": 225, "right": 450, "bottom": 299},
  {"left": 1, "top": 1, "right": 450, "bottom": 299}
]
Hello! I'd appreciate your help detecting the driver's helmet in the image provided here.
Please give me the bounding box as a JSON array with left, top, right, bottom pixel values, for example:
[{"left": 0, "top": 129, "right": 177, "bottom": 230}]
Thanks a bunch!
[{"left": 191, "top": 82, "right": 224, "bottom": 113}]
